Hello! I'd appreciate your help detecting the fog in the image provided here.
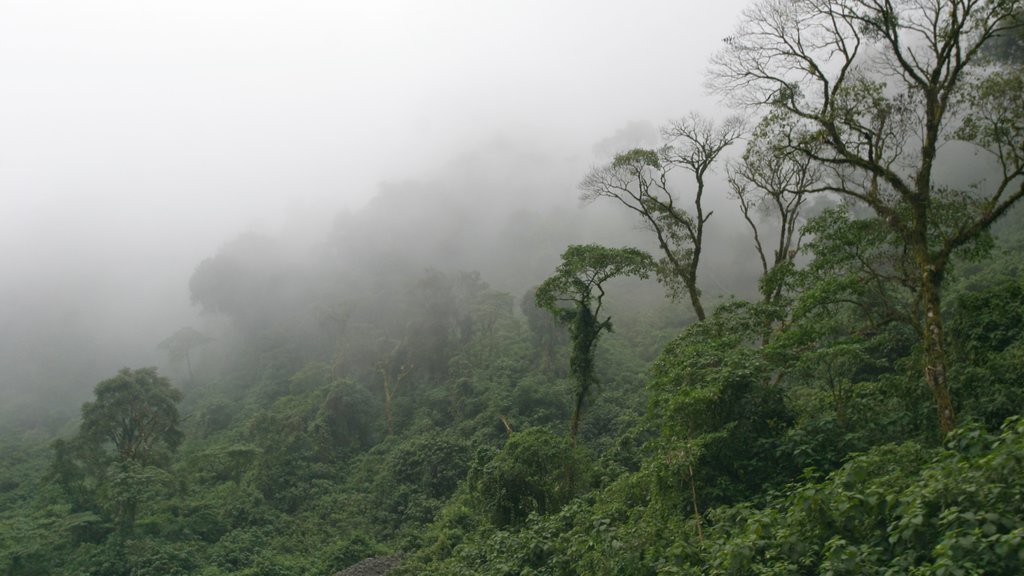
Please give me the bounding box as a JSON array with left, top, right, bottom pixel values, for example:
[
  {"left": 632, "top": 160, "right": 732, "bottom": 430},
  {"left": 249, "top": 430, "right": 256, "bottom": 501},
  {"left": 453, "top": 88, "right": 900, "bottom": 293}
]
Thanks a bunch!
[{"left": 0, "top": 0, "right": 751, "bottom": 413}]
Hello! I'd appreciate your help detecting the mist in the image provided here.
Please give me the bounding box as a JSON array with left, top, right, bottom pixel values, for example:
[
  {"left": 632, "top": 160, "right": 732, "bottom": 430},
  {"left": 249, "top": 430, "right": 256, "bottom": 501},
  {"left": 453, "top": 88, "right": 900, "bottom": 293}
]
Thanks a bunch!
[{"left": 0, "top": 0, "right": 751, "bottom": 413}]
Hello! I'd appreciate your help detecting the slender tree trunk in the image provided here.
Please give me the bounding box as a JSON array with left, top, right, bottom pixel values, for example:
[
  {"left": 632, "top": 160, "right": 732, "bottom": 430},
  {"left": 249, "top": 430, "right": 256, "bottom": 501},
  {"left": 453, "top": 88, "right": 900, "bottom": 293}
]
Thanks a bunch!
[
  {"left": 921, "top": 269, "right": 955, "bottom": 435},
  {"left": 685, "top": 276, "right": 706, "bottom": 322},
  {"left": 567, "top": 374, "right": 589, "bottom": 498},
  {"left": 384, "top": 382, "right": 394, "bottom": 436},
  {"left": 185, "top": 350, "right": 195, "bottom": 385},
  {"left": 687, "top": 461, "right": 705, "bottom": 545},
  {"left": 570, "top": 383, "right": 585, "bottom": 447},
  {"left": 691, "top": 175, "right": 707, "bottom": 322},
  {"left": 908, "top": 170, "right": 955, "bottom": 435},
  {"left": 649, "top": 220, "right": 706, "bottom": 321},
  {"left": 912, "top": 96, "right": 956, "bottom": 435}
]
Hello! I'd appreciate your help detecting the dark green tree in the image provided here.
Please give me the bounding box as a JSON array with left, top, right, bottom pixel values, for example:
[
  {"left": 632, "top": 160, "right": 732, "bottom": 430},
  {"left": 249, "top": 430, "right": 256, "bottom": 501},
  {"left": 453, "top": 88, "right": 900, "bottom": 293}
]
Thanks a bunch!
[
  {"left": 80, "top": 368, "right": 184, "bottom": 467},
  {"left": 535, "top": 244, "right": 654, "bottom": 443},
  {"left": 648, "top": 301, "right": 791, "bottom": 539},
  {"left": 468, "top": 428, "right": 584, "bottom": 527},
  {"left": 48, "top": 368, "right": 183, "bottom": 536}
]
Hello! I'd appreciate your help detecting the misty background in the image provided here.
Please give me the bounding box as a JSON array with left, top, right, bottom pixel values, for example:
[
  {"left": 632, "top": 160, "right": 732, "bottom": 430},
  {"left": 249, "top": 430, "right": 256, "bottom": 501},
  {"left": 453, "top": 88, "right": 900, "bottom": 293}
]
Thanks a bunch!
[{"left": 0, "top": 0, "right": 752, "bottom": 416}]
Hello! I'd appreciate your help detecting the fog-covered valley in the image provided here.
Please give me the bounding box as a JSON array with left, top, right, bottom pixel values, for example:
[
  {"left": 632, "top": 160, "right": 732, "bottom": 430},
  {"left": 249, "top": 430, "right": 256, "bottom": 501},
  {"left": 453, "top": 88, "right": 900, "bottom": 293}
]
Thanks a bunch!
[
  {"left": 0, "top": 0, "right": 752, "bottom": 415},
  {"left": 3, "top": 1, "right": 1024, "bottom": 575}
]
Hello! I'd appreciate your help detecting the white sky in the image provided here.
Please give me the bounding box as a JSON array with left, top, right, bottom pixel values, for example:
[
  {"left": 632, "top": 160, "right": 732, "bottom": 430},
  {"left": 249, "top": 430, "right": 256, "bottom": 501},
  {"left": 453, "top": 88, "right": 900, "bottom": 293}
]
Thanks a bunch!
[{"left": 0, "top": 0, "right": 748, "bottom": 387}]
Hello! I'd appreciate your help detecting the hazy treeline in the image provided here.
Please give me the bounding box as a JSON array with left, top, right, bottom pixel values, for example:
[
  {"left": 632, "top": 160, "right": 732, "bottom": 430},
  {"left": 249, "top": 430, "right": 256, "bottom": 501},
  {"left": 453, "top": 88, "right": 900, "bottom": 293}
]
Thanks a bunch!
[{"left": 3, "top": 0, "right": 1024, "bottom": 574}]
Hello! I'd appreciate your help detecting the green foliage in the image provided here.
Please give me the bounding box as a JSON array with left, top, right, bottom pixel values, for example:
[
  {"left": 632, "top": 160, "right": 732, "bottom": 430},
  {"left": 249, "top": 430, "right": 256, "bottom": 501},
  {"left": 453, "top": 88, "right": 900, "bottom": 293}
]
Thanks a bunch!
[
  {"left": 419, "top": 418, "right": 1024, "bottom": 575},
  {"left": 948, "top": 274, "right": 1024, "bottom": 428},
  {"left": 534, "top": 244, "right": 655, "bottom": 317},
  {"left": 957, "top": 67, "right": 1024, "bottom": 169},
  {"left": 535, "top": 244, "right": 655, "bottom": 439},
  {"left": 43, "top": 368, "right": 185, "bottom": 542},
  {"left": 80, "top": 368, "right": 184, "bottom": 467},
  {"left": 648, "top": 301, "right": 793, "bottom": 505},
  {"left": 729, "top": 108, "right": 816, "bottom": 308},
  {"left": 0, "top": 503, "right": 96, "bottom": 575},
  {"left": 5, "top": 158, "right": 1024, "bottom": 576},
  {"left": 197, "top": 400, "right": 236, "bottom": 437},
  {"left": 239, "top": 368, "right": 382, "bottom": 510},
  {"left": 794, "top": 207, "right": 915, "bottom": 327},
  {"left": 611, "top": 148, "right": 663, "bottom": 170},
  {"left": 469, "top": 428, "right": 587, "bottom": 528},
  {"left": 507, "top": 375, "right": 572, "bottom": 430},
  {"left": 315, "top": 533, "right": 388, "bottom": 575},
  {"left": 99, "top": 460, "right": 175, "bottom": 534},
  {"left": 949, "top": 277, "right": 1024, "bottom": 361},
  {"left": 372, "top": 429, "right": 472, "bottom": 534},
  {"left": 66, "top": 536, "right": 198, "bottom": 576},
  {"left": 770, "top": 207, "right": 931, "bottom": 465},
  {"left": 712, "top": 0, "right": 1024, "bottom": 436},
  {"left": 702, "top": 418, "right": 1024, "bottom": 576}
]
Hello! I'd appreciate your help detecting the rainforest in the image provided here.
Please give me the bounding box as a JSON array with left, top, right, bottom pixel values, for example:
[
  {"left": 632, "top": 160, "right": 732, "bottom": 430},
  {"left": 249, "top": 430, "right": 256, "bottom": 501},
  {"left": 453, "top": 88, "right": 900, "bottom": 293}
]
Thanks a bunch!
[{"left": 2, "top": 1, "right": 1024, "bottom": 575}]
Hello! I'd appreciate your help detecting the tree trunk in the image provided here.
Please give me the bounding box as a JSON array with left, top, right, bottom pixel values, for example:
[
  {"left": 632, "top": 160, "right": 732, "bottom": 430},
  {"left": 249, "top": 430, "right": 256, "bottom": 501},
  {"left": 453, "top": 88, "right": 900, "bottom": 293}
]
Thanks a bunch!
[
  {"left": 185, "top": 350, "right": 195, "bottom": 385},
  {"left": 569, "top": 391, "right": 584, "bottom": 447},
  {"left": 384, "top": 382, "right": 394, "bottom": 436},
  {"left": 687, "top": 462, "right": 705, "bottom": 545},
  {"left": 921, "top": 270, "right": 955, "bottom": 435},
  {"left": 687, "top": 278, "right": 706, "bottom": 322}
]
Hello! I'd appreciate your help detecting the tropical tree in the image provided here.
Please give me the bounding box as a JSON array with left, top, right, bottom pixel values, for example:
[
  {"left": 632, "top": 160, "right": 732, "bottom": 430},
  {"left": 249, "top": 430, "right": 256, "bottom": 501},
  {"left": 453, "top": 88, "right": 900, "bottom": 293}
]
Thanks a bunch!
[
  {"left": 80, "top": 367, "right": 184, "bottom": 467},
  {"left": 728, "top": 110, "right": 821, "bottom": 308},
  {"left": 468, "top": 428, "right": 583, "bottom": 527},
  {"left": 648, "top": 301, "right": 790, "bottom": 538},
  {"left": 158, "top": 326, "right": 212, "bottom": 385},
  {"left": 49, "top": 368, "right": 183, "bottom": 535},
  {"left": 534, "top": 244, "right": 654, "bottom": 443},
  {"left": 376, "top": 336, "right": 413, "bottom": 437},
  {"left": 580, "top": 114, "right": 744, "bottom": 321},
  {"left": 709, "top": 0, "right": 1024, "bottom": 434}
]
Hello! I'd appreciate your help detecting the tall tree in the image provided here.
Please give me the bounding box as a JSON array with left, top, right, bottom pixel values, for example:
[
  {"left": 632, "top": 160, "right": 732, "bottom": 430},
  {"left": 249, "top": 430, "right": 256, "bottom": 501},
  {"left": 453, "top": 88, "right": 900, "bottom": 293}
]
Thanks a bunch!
[
  {"left": 80, "top": 367, "right": 184, "bottom": 467},
  {"left": 376, "top": 337, "right": 412, "bottom": 436},
  {"left": 580, "top": 114, "right": 744, "bottom": 321},
  {"left": 158, "top": 326, "right": 212, "bottom": 385},
  {"left": 709, "top": 0, "right": 1024, "bottom": 434},
  {"left": 728, "top": 110, "right": 821, "bottom": 308},
  {"left": 51, "top": 368, "right": 183, "bottom": 534},
  {"left": 535, "top": 244, "right": 654, "bottom": 443}
]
